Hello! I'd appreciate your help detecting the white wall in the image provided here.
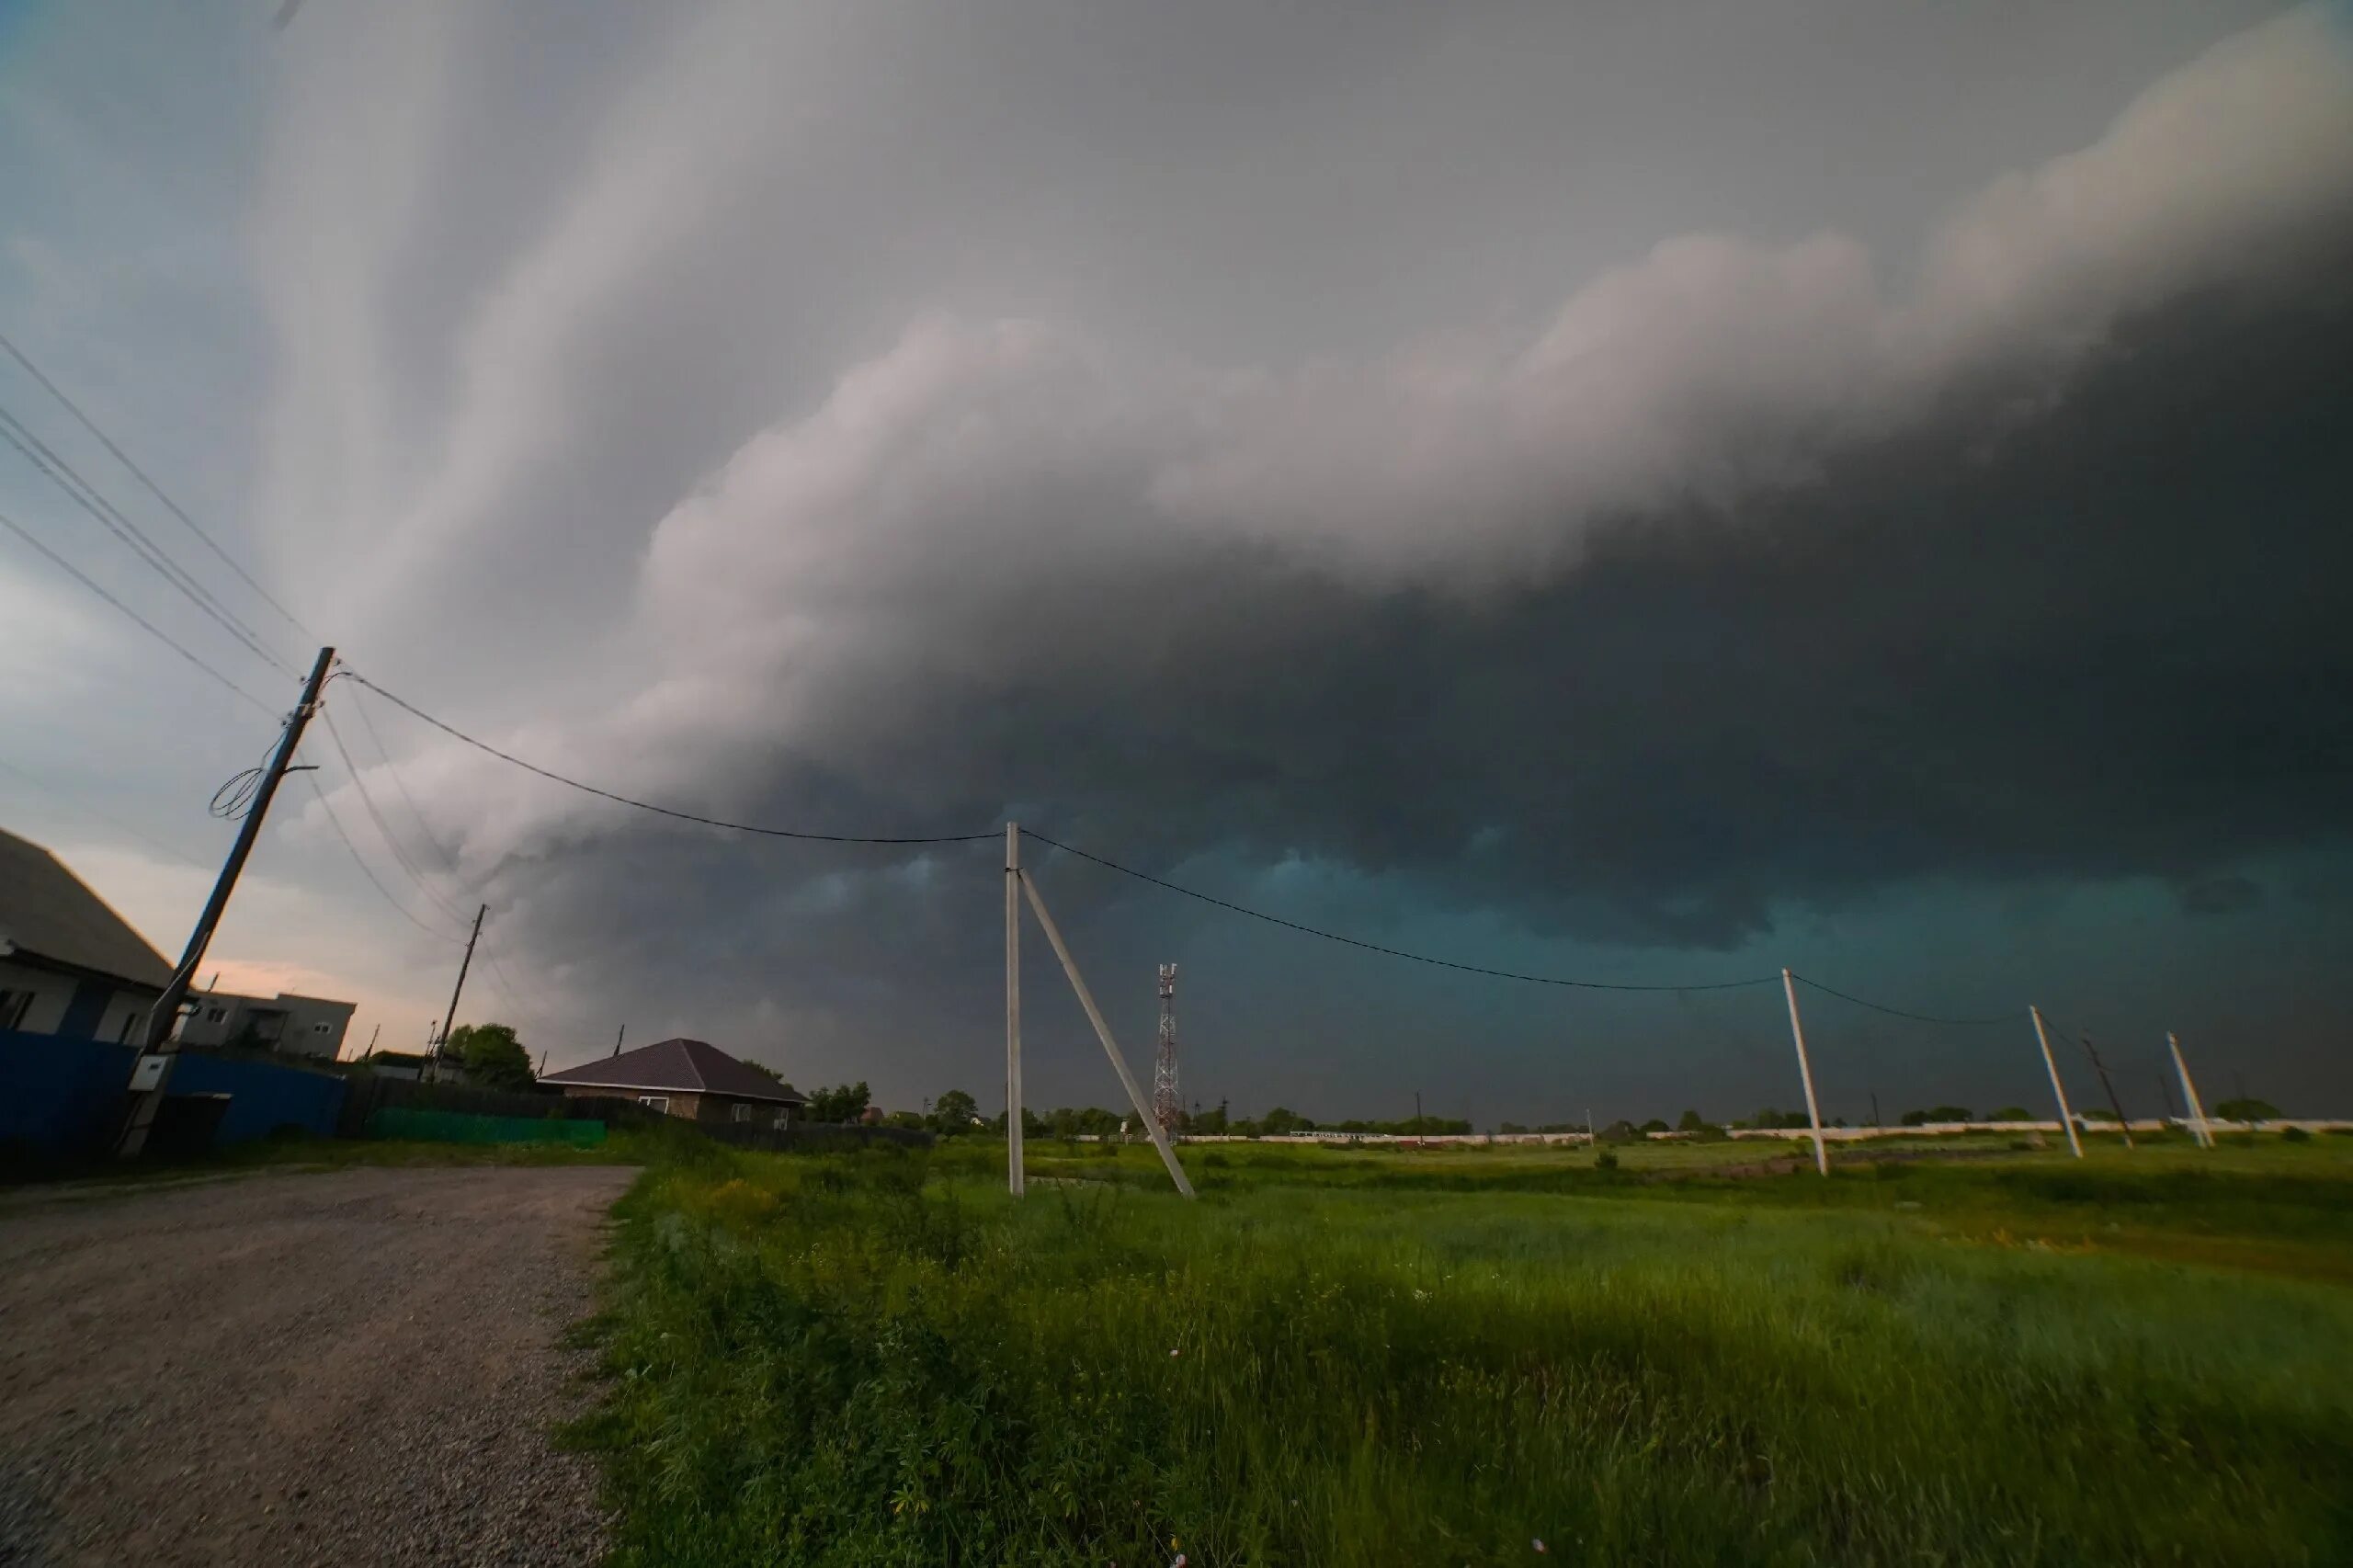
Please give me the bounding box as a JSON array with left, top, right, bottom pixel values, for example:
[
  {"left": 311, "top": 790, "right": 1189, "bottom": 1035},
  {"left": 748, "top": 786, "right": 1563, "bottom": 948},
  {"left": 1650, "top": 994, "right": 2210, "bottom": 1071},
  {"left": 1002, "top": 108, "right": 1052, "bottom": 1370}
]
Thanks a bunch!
[
  {"left": 0, "top": 959, "right": 154, "bottom": 1040},
  {"left": 0, "top": 958, "right": 74, "bottom": 1033}
]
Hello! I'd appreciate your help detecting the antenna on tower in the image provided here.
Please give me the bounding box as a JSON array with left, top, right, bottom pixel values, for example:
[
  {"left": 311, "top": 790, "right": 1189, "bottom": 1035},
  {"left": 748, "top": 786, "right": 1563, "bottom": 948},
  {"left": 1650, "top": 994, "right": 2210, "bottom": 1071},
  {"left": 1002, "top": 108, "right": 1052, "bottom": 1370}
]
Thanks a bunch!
[{"left": 1154, "top": 963, "right": 1181, "bottom": 1138}]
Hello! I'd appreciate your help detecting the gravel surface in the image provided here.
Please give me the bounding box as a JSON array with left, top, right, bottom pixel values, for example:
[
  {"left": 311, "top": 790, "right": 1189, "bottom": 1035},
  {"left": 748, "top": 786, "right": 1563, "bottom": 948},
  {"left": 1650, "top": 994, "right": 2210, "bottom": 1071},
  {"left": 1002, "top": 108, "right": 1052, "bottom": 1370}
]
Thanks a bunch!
[{"left": 0, "top": 1165, "right": 634, "bottom": 1566}]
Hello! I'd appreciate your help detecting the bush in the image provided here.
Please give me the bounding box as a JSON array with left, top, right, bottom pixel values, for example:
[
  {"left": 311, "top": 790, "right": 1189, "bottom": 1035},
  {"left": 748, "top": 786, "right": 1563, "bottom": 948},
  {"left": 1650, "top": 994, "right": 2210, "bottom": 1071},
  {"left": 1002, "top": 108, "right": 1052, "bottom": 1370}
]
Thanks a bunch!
[
  {"left": 2281, "top": 1126, "right": 2313, "bottom": 1143},
  {"left": 1594, "top": 1148, "right": 1620, "bottom": 1172}
]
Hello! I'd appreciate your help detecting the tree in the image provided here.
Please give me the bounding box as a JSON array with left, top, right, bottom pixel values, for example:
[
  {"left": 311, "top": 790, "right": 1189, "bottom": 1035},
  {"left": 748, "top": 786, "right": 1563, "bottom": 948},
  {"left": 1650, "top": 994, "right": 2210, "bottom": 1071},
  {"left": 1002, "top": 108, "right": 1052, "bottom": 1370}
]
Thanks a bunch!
[
  {"left": 449, "top": 1023, "right": 532, "bottom": 1089},
  {"left": 1989, "top": 1106, "right": 2033, "bottom": 1122},
  {"left": 1677, "top": 1109, "right": 1707, "bottom": 1132},
  {"left": 805, "top": 1081, "right": 871, "bottom": 1123},
  {"left": 1259, "top": 1106, "right": 1308, "bottom": 1135},
  {"left": 2214, "top": 1096, "right": 2281, "bottom": 1123},
  {"left": 1638, "top": 1118, "right": 1670, "bottom": 1134},
  {"left": 930, "top": 1088, "right": 981, "bottom": 1133}
]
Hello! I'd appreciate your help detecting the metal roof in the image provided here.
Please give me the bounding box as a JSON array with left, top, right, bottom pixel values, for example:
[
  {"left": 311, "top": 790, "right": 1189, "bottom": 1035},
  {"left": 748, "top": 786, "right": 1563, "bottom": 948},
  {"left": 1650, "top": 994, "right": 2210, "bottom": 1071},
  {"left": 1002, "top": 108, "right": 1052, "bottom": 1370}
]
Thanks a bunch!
[
  {"left": 539, "top": 1037, "right": 806, "bottom": 1103},
  {"left": 0, "top": 825, "right": 175, "bottom": 991}
]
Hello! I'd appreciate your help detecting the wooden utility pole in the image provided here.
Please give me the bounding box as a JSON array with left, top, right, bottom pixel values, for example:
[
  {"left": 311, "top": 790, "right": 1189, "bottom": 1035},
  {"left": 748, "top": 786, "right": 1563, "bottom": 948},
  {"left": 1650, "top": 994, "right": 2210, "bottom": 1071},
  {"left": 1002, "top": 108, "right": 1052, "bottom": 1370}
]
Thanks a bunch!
[
  {"left": 118, "top": 646, "right": 335, "bottom": 1156},
  {"left": 2078, "top": 1034, "right": 2132, "bottom": 1148},
  {"left": 1780, "top": 969, "right": 1830, "bottom": 1176},
  {"left": 431, "top": 904, "right": 486, "bottom": 1076}
]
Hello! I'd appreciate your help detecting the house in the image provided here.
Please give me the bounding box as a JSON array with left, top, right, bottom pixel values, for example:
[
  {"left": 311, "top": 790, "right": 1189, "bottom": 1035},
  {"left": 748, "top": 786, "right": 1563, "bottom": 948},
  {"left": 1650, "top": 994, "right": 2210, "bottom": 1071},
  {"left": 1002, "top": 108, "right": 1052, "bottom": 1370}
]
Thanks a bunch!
[
  {"left": 538, "top": 1037, "right": 807, "bottom": 1127},
  {"left": 176, "top": 990, "right": 357, "bottom": 1060},
  {"left": 0, "top": 824, "right": 173, "bottom": 1042}
]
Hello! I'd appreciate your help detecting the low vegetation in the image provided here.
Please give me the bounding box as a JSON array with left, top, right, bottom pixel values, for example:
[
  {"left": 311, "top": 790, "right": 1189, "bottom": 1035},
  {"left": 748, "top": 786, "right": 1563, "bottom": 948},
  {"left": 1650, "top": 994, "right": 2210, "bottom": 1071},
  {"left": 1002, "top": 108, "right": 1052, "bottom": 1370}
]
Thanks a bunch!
[{"left": 571, "top": 1134, "right": 2353, "bottom": 1565}]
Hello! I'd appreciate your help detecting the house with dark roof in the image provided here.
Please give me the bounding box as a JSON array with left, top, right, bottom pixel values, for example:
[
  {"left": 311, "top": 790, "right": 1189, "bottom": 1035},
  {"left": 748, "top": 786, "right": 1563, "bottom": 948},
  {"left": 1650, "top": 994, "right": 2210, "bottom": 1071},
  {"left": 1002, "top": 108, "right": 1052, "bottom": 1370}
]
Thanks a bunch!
[
  {"left": 0, "top": 825, "right": 175, "bottom": 1042},
  {"left": 538, "top": 1037, "right": 807, "bottom": 1127}
]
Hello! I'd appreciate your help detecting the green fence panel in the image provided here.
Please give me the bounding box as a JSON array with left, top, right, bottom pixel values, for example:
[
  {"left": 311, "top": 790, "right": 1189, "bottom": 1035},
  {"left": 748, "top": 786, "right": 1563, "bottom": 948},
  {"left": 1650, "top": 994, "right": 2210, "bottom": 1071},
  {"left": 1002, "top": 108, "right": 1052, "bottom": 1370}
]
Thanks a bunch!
[{"left": 367, "top": 1107, "right": 607, "bottom": 1147}]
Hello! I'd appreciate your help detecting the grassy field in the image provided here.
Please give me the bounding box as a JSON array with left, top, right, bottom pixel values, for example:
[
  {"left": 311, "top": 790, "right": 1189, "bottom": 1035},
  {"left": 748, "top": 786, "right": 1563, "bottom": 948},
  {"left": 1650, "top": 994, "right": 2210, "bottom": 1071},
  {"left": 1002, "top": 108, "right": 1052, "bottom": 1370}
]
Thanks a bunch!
[{"left": 573, "top": 1133, "right": 2353, "bottom": 1565}]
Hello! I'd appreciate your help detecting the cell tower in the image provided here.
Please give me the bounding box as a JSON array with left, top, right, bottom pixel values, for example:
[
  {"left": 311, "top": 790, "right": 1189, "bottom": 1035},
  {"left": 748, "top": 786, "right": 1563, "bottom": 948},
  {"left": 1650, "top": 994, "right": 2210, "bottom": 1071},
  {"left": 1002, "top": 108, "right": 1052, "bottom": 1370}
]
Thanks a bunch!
[{"left": 1154, "top": 963, "right": 1182, "bottom": 1136}]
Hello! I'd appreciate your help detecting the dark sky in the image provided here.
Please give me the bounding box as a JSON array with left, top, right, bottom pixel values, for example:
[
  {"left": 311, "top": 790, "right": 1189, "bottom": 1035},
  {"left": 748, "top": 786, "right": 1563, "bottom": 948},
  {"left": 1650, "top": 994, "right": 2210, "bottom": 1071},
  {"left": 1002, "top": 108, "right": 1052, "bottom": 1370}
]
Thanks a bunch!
[{"left": 1, "top": 1, "right": 2347, "bottom": 1119}]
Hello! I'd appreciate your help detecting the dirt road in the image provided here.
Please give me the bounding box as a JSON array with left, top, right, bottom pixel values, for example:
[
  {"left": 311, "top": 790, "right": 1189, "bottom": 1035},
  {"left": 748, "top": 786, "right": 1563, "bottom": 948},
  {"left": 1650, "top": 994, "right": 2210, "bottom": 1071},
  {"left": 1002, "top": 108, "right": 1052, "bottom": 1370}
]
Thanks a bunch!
[{"left": 0, "top": 1165, "right": 634, "bottom": 1566}]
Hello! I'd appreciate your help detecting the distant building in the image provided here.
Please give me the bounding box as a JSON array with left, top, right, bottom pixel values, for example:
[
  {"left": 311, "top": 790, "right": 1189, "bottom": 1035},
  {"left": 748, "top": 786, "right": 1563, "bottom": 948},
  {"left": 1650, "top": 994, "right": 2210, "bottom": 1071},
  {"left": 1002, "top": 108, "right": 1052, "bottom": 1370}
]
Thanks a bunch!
[
  {"left": 538, "top": 1037, "right": 806, "bottom": 1127},
  {"left": 0, "top": 824, "right": 173, "bottom": 1042},
  {"left": 355, "top": 1049, "right": 431, "bottom": 1082},
  {"left": 177, "top": 991, "right": 357, "bottom": 1061}
]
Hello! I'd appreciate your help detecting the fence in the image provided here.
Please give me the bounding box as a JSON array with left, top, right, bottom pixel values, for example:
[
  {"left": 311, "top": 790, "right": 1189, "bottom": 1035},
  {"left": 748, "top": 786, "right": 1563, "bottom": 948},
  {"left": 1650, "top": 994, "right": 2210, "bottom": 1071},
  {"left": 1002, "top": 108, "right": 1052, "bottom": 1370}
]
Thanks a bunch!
[
  {"left": 1, "top": 1028, "right": 347, "bottom": 1159},
  {"left": 335, "top": 1074, "right": 666, "bottom": 1138}
]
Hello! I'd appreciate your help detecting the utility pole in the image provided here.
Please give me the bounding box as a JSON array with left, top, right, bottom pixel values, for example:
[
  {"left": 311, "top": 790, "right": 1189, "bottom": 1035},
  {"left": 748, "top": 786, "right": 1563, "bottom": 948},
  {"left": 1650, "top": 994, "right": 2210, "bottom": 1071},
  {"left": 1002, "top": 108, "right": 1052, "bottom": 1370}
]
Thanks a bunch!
[
  {"left": 2169, "top": 1032, "right": 2212, "bottom": 1149},
  {"left": 431, "top": 904, "right": 486, "bottom": 1077},
  {"left": 1779, "top": 968, "right": 1830, "bottom": 1176},
  {"left": 2028, "top": 1007, "right": 2084, "bottom": 1158},
  {"left": 118, "top": 646, "right": 335, "bottom": 1157},
  {"left": 1870, "top": 1090, "right": 1881, "bottom": 1131},
  {"left": 1006, "top": 823, "right": 1023, "bottom": 1196},
  {"left": 2079, "top": 1034, "right": 2132, "bottom": 1148},
  {"left": 611, "top": 1025, "right": 626, "bottom": 1058},
  {"left": 1414, "top": 1089, "right": 1422, "bottom": 1128}
]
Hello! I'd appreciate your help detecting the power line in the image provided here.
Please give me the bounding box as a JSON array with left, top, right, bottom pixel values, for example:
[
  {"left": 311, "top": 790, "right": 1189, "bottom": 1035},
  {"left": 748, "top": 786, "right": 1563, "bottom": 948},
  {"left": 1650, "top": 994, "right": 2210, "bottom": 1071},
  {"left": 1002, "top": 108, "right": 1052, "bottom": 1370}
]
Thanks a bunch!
[
  {"left": 0, "top": 754, "right": 214, "bottom": 871},
  {"left": 0, "top": 328, "right": 317, "bottom": 642},
  {"left": 1785, "top": 972, "right": 2014, "bottom": 1027},
  {"left": 1017, "top": 829, "right": 1782, "bottom": 994},
  {"left": 302, "top": 770, "right": 466, "bottom": 945},
  {"left": 345, "top": 671, "right": 998, "bottom": 846},
  {"left": 317, "top": 703, "right": 473, "bottom": 926},
  {"left": 0, "top": 502, "right": 278, "bottom": 716},
  {"left": 346, "top": 682, "right": 468, "bottom": 881},
  {"left": 0, "top": 402, "right": 297, "bottom": 677}
]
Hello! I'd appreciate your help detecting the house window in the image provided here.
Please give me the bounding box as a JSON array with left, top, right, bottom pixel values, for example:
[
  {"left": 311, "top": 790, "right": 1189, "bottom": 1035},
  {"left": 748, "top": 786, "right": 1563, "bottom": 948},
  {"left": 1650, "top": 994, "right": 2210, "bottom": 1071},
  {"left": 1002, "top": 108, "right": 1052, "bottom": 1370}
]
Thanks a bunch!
[
  {"left": 0, "top": 991, "right": 32, "bottom": 1030},
  {"left": 205, "top": 1006, "right": 227, "bottom": 1024},
  {"left": 732, "top": 1104, "right": 754, "bottom": 1122},
  {"left": 638, "top": 1096, "right": 670, "bottom": 1114},
  {"left": 312, "top": 1021, "right": 332, "bottom": 1033}
]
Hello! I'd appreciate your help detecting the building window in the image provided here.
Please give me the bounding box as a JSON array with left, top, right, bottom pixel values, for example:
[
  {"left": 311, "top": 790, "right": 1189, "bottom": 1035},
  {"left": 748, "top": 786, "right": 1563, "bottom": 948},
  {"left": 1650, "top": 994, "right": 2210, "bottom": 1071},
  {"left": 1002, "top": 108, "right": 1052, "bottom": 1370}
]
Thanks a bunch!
[
  {"left": 0, "top": 991, "right": 31, "bottom": 1031},
  {"left": 312, "top": 1021, "right": 332, "bottom": 1033},
  {"left": 638, "top": 1096, "right": 670, "bottom": 1114},
  {"left": 205, "top": 1006, "right": 227, "bottom": 1024},
  {"left": 733, "top": 1104, "right": 755, "bottom": 1122}
]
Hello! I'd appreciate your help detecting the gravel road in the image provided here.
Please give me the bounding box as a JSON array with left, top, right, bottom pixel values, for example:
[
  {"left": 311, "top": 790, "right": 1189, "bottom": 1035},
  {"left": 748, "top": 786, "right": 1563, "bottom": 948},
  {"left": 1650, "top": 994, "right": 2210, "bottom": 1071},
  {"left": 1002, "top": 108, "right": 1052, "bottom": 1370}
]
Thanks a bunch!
[{"left": 0, "top": 1165, "right": 634, "bottom": 1567}]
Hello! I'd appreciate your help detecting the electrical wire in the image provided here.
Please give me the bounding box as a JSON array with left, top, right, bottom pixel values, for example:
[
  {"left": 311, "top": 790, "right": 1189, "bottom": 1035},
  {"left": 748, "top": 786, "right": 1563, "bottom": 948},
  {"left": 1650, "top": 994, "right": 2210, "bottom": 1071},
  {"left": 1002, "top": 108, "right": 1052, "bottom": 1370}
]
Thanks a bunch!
[
  {"left": 0, "top": 402, "right": 297, "bottom": 677},
  {"left": 0, "top": 328, "right": 318, "bottom": 642},
  {"left": 345, "top": 671, "right": 998, "bottom": 846},
  {"left": 317, "top": 704, "right": 473, "bottom": 925},
  {"left": 1784, "top": 972, "right": 2015, "bottom": 1027},
  {"left": 1017, "top": 829, "right": 1783, "bottom": 993},
  {"left": 304, "top": 771, "right": 467, "bottom": 944},
  {"left": 0, "top": 502, "right": 278, "bottom": 716},
  {"left": 346, "top": 682, "right": 468, "bottom": 881},
  {"left": 0, "top": 755, "right": 213, "bottom": 871}
]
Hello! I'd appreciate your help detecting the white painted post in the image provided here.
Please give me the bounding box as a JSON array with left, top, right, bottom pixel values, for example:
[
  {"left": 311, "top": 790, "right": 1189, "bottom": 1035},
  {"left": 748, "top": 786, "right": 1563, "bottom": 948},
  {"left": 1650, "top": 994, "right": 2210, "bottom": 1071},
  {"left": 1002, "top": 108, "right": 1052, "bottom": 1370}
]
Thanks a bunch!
[
  {"left": 1006, "top": 823, "right": 1024, "bottom": 1196},
  {"left": 2169, "top": 1032, "right": 2212, "bottom": 1150},
  {"left": 2030, "top": 1006, "right": 2084, "bottom": 1159},
  {"left": 1779, "top": 969, "right": 1830, "bottom": 1176},
  {"left": 1017, "top": 869, "right": 1196, "bottom": 1199}
]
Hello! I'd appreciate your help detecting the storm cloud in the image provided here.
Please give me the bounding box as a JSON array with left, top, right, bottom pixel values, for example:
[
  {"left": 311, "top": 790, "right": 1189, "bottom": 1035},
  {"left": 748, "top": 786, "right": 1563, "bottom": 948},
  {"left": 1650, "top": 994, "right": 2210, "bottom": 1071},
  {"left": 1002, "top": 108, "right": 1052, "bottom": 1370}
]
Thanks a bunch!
[{"left": 5, "top": 1, "right": 2348, "bottom": 1115}]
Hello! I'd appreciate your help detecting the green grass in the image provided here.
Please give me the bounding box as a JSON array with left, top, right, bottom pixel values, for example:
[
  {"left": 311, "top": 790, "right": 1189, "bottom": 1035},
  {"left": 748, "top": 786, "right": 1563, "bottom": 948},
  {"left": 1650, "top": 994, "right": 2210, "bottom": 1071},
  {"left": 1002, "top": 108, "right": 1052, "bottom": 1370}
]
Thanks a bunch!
[{"left": 571, "top": 1136, "right": 2353, "bottom": 1565}]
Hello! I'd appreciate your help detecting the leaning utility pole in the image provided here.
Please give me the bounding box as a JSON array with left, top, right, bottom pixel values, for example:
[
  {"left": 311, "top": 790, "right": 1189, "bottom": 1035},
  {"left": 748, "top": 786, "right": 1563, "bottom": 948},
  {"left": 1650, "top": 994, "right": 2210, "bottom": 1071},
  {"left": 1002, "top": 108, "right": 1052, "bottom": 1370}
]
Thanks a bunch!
[
  {"left": 2079, "top": 1034, "right": 2133, "bottom": 1149},
  {"left": 431, "top": 904, "right": 487, "bottom": 1076},
  {"left": 118, "top": 646, "right": 335, "bottom": 1156}
]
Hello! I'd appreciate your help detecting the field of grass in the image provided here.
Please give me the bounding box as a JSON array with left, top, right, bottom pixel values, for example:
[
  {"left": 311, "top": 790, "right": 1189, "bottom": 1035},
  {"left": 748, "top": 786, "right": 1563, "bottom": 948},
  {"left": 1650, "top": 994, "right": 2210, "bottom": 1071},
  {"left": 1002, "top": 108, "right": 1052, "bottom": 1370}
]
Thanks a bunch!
[{"left": 570, "top": 1132, "right": 2353, "bottom": 1565}]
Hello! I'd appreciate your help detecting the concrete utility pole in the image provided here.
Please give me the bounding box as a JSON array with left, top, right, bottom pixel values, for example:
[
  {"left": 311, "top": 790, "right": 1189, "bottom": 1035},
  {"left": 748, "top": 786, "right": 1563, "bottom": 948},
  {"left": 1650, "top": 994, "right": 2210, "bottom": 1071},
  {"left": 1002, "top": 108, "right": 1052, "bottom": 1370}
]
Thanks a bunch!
[
  {"left": 432, "top": 904, "right": 486, "bottom": 1075},
  {"left": 2169, "top": 1032, "right": 2212, "bottom": 1149},
  {"left": 1005, "top": 823, "right": 1023, "bottom": 1197},
  {"left": 2029, "top": 1007, "right": 2084, "bottom": 1158},
  {"left": 1780, "top": 969, "right": 1830, "bottom": 1176},
  {"left": 119, "top": 646, "right": 335, "bottom": 1157}
]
